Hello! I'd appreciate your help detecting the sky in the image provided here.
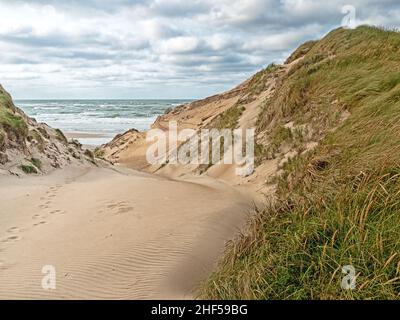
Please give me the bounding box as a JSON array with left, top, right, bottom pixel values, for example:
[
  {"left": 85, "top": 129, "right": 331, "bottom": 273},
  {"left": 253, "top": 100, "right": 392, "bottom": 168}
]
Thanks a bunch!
[{"left": 0, "top": 0, "right": 399, "bottom": 99}]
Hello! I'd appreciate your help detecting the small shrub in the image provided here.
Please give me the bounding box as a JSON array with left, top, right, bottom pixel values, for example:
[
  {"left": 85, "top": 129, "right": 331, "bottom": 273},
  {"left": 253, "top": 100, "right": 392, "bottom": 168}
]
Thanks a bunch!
[
  {"left": 55, "top": 129, "right": 68, "bottom": 144},
  {"left": 19, "top": 164, "right": 38, "bottom": 174},
  {"left": 29, "top": 158, "right": 42, "bottom": 170},
  {"left": 94, "top": 148, "right": 105, "bottom": 159},
  {"left": 0, "top": 129, "right": 5, "bottom": 148},
  {"left": 84, "top": 149, "right": 94, "bottom": 160}
]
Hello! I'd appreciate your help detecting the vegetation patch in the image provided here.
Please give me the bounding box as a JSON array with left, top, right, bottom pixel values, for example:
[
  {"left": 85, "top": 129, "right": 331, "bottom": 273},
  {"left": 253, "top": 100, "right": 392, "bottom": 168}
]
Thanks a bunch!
[
  {"left": 19, "top": 164, "right": 38, "bottom": 174},
  {"left": 55, "top": 128, "right": 68, "bottom": 144},
  {"left": 84, "top": 149, "right": 94, "bottom": 160},
  {"left": 0, "top": 128, "right": 5, "bottom": 149},
  {"left": 94, "top": 148, "right": 105, "bottom": 159},
  {"left": 201, "top": 26, "right": 400, "bottom": 300},
  {"left": 0, "top": 108, "right": 28, "bottom": 138},
  {"left": 285, "top": 40, "right": 318, "bottom": 64},
  {"left": 28, "top": 129, "right": 45, "bottom": 152},
  {"left": 247, "top": 63, "right": 280, "bottom": 98},
  {"left": 209, "top": 103, "right": 245, "bottom": 130},
  {"left": 29, "top": 158, "right": 42, "bottom": 170},
  {"left": 0, "top": 87, "right": 16, "bottom": 110}
]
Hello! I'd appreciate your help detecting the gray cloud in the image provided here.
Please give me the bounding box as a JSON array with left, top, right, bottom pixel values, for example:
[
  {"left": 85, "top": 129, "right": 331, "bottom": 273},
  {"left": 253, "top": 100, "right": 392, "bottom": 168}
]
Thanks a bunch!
[{"left": 0, "top": 0, "right": 399, "bottom": 99}]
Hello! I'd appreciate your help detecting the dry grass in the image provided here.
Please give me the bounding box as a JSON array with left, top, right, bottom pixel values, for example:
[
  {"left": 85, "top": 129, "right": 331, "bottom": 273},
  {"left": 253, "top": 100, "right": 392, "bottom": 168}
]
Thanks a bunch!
[{"left": 200, "top": 26, "right": 400, "bottom": 300}]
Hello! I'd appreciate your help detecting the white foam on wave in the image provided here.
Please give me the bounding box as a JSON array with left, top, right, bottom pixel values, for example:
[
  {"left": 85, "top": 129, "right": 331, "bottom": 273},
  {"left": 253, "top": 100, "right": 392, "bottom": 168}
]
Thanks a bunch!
[{"left": 16, "top": 99, "right": 191, "bottom": 145}]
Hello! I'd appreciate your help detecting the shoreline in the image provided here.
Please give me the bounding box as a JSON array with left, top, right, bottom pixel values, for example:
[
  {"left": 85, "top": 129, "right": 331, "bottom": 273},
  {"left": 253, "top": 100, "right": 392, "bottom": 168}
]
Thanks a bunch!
[
  {"left": 65, "top": 131, "right": 116, "bottom": 148},
  {"left": 65, "top": 132, "right": 112, "bottom": 139}
]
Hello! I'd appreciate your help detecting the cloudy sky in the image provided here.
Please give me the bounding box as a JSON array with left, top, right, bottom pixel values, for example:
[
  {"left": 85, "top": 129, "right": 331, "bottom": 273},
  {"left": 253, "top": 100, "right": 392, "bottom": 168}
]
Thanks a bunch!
[{"left": 0, "top": 0, "right": 399, "bottom": 99}]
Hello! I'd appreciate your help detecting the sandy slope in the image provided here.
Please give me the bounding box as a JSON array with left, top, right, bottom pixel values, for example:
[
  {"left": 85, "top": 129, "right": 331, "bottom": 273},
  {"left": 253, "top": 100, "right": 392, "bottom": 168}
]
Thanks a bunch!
[{"left": 0, "top": 165, "right": 252, "bottom": 299}]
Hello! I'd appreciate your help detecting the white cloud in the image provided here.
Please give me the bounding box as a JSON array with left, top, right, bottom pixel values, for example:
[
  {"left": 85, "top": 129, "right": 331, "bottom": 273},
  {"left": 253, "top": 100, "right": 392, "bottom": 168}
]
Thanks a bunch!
[
  {"left": 0, "top": 0, "right": 399, "bottom": 99},
  {"left": 160, "top": 36, "right": 201, "bottom": 54}
]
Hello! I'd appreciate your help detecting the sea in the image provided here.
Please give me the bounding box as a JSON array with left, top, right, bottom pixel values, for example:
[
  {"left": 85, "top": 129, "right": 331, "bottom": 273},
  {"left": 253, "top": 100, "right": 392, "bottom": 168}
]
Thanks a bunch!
[{"left": 15, "top": 99, "right": 192, "bottom": 146}]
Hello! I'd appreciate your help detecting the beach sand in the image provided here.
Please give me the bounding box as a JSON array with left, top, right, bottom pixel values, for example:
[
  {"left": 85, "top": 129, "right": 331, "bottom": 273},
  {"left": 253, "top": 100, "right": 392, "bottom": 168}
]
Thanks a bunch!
[
  {"left": 65, "top": 132, "right": 110, "bottom": 139},
  {"left": 0, "top": 165, "right": 252, "bottom": 299},
  {"left": 65, "top": 132, "right": 114, "bottom": 147}
]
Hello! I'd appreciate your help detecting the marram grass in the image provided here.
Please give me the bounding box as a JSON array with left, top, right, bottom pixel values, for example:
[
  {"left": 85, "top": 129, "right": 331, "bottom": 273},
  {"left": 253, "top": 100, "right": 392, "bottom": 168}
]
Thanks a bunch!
[{"left": 200, "top": 26, "right": 400, "bottom": 300}]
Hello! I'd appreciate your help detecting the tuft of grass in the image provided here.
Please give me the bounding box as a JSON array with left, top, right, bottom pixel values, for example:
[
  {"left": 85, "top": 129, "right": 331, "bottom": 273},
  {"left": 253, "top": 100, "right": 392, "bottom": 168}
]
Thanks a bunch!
[
  {"left": 285, "top": 40, "right": 318, "bottom": 64},
  {"left": 29, "top": 158, "right": 42, "bottom": 170},
  {"left": 0, "top": 86, "right": 16, "bottom": 110},
  {"left": 200, "top": 26, "right": 400, "bottom": 300},
  {"left": 28, "top": 129, "right": 45, "bottom": 152},
  {"left": 19, "top": 164, "right": 38, "bottom": 174},
  {"left": 55, "top": 128, "right": 68, "bottom": 144},
  {"left": 0, "top": 86, "right": 29, "bottom": 140},
  {"left": 0, "top": 108, "right": 28, "bottom": 137},
  {"left": 246, "top": 63, "right": 280, "bottom": 98},
  {"left": 94, "top": 148, "right": 105, "bottom": 159},
  {"left": 84, "top": 149, "right": 95, "bottom": 161},
  {"left": 210, "top": 103, "right": 245, "bottom": 130},
  {"left": 0, "top": 128, "right": 5, "bottom": 148}
]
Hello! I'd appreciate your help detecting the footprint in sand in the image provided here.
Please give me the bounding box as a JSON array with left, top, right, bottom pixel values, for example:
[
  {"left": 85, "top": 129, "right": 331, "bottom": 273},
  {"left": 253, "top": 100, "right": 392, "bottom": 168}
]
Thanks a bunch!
[
  {"left": 49, "top": 209, "right": 65, "bottom": 215},
  {"left": 117, "top": 206, "right": 134, "bottom": 214},
  {"left": 105, "top": 201, "right": 134, "bottom": 215},
  {"left": 1, "top": 235, "right": 21, "bottom": 243},
  {"left": 33, "top": 221, "right": 47, "bottom": 227},
  {"left": 7, "top": 226, "right": 20, "bottom": 233}
]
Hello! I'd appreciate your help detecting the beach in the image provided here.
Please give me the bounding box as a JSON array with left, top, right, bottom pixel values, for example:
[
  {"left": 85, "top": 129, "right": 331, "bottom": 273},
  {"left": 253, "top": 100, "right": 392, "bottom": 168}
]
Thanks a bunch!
[{"left": 0, "top": 165, "right": 252, "bottom": 299}]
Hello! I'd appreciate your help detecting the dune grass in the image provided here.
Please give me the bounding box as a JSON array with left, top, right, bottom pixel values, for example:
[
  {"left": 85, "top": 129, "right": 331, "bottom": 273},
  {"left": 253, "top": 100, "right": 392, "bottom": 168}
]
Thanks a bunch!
[
  {"left": 55, "top": 128, "right": 68, "bottom": 144},
  {"left": 0, "top": 129, "right": 5, "bottom": 148},
  {"left": 29, "top": 158, "right": 42, "bottom": 170},
  {"left": 210, "top": 102, "right": 245, "bottom": 130},
  {"left": 19, "top": 164, "right": 38, "bottom": 174},
  {"left": 0, "top": 87, "right": 29, "bottom": 139},
  {"left": 0, "top": 108, "right": 28, "bottom": 137},
  {"left": 200, "top": 26, "right": 400, "bottom": 300}
]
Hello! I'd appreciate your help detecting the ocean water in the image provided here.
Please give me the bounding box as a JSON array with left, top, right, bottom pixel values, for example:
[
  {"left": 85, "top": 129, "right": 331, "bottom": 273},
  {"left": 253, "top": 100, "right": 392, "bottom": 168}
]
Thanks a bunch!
[{"left": 15, "top": 99, "right": 191, "bottom": 145}]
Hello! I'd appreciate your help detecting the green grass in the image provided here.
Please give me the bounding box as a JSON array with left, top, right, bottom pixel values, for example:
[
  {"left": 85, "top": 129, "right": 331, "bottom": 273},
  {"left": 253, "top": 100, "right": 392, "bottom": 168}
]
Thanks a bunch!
[
  {"left": 0, "top": 128, "right": 5, "bottom": 148},
  {"left": 209, "top": 103, "right": 245, "bottom": 130},
  {"left": 0, "top": 86, "right": 29, "bottom": 140},
  {"left": 29, "top": 158, "right": 42, "bottom": 170},
  {"left": 246, "top": 63, "right": 280, "bottom": 98},
  {"left": 200, "top": 26, "right": 400, "bottom": 300},
  {"left": 94, "top": 148, "right": 105, "bottom": 159},
  {"left": 55, "top": 128, "right": 68, "bottom": 144},
  {"left": 285, "top": 40, "right": 318, "bottom": 64},
  {"left": 0, "top": 108, "right": 28, "bottom": 137},
  {"left": 19, "top": 164, "right": 38, "bottom": 174},
  {"left": 0, "top": 86, "right": 16, "bottom": 110},
  {"left": 28, "top": 129, "right": 45, "bottom": 152},
  {"left": 84, "top": 149, "right": 94, "bottom": 160}
]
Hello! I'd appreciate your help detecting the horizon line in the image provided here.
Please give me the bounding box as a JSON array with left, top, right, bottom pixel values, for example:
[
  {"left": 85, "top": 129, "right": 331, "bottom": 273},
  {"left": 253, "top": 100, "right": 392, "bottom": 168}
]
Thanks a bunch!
[{"left": 14, "top": 98, "right": 196, "bottom": 101}]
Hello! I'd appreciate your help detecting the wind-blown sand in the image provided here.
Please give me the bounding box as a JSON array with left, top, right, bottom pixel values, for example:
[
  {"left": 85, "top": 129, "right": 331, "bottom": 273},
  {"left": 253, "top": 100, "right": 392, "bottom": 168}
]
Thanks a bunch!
[{"left": 0, "top": 165, "right": 252, "bottom": 299}]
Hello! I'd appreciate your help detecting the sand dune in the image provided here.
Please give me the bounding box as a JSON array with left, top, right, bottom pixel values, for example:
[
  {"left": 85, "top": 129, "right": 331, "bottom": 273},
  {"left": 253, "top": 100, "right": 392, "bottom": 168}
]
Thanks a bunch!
[{"left": 0, "top": 165, "right": 252, "bottom": 299}]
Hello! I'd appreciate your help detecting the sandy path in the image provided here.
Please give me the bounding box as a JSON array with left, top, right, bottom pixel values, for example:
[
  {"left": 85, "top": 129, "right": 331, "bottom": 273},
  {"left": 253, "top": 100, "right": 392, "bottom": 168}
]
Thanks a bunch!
[{"left": 0, "top": 166, "right": 251, "bottom": 299}]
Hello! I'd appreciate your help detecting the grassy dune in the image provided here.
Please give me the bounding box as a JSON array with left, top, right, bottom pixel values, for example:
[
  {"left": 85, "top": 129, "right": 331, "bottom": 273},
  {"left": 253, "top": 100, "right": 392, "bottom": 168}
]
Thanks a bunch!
[
  {"left": 201, "top": 26, "right": 400, "bottom": 299},
  {"left": 0, "top": 86, "right": 28, "bottom": 147}
]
